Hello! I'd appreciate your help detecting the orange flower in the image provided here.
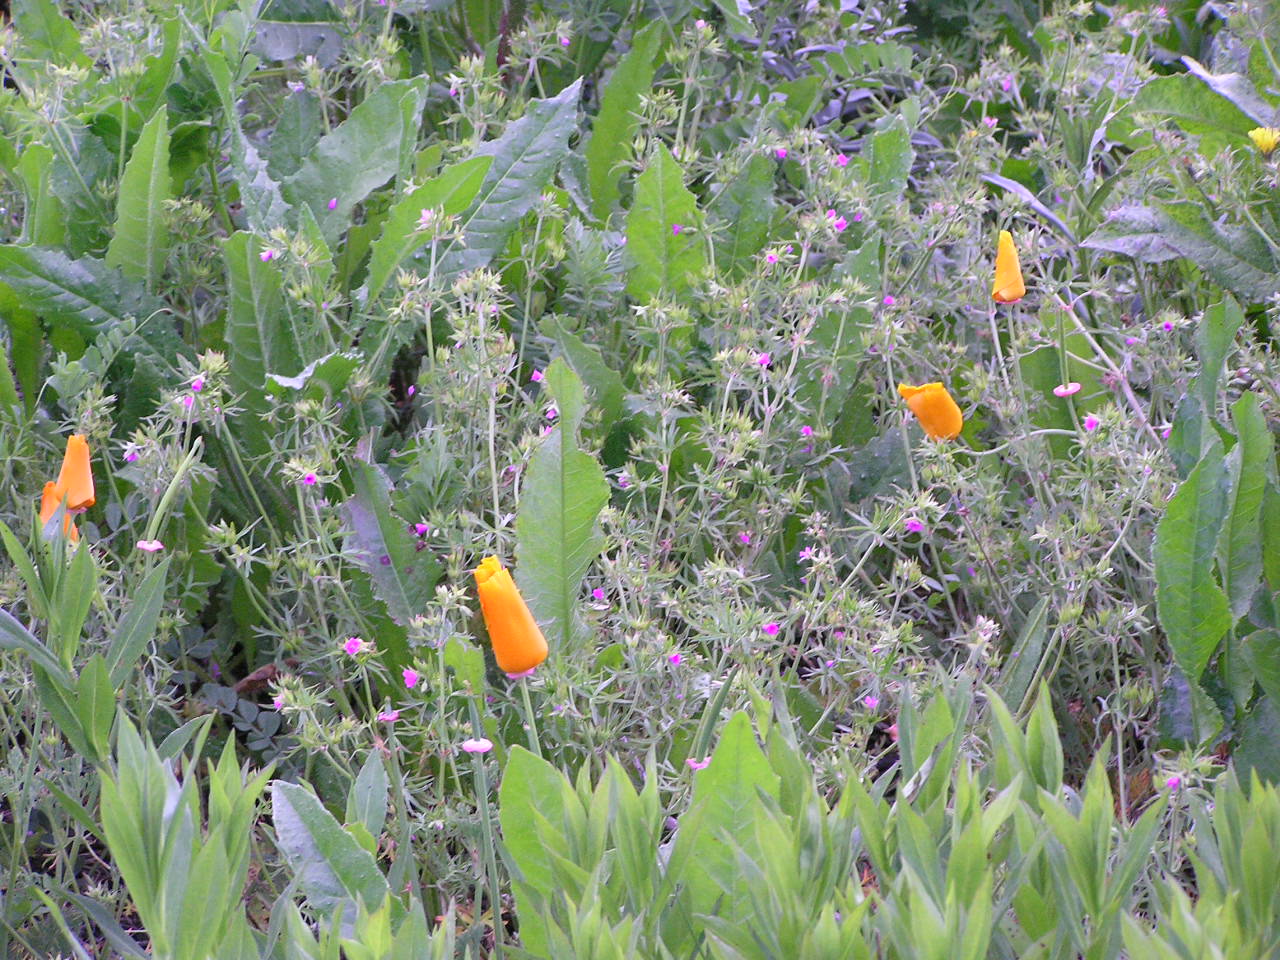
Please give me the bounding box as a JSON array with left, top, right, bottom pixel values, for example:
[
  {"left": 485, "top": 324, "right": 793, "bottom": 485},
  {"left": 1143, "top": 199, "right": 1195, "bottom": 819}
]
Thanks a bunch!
[
  {"left": 54, "top": 434, "right": 95, "bottom": 511},
  {"left": 897, "top": 382, "right": 963, "bottom": 441},
  {"left": 991, "top": 229, "right": 1025, "bottom": 304},
  {"left": 39, "top": 481, "right": 79, "bottom": 542},
  {"left": 473, "top": 556, "right": 548, "bottom": 675}
]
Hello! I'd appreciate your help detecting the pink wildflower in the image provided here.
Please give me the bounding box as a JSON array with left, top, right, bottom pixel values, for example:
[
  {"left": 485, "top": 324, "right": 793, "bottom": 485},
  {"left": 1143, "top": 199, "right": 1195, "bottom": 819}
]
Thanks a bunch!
[
  {"left": 403, "top": 668, "right": 420, "bottom": 689},
  {"left": 800, "top": 425, "right": 814, "bottom": 437},
  {"left": 762, "top": 623, "right": 781, "bottom": 636},
  {"left": 833, "top": 216, "right": 848, "bottom": 231},
  {"left": 672, "top": 223, "right": 683, "bottom": 236},
  {"left": 530, "top": 369, "right": 544, "bottom": 382},
  {"left": 739, "top": 531, "right": 752, "bottom": 545},
  {"left": 834, "top": 153, "right": 849, "bottom": 167},
  {"left": 259, "top": 249, "right": 276, "bottom": 262},
  {"left": 378, "top": 710, "right": 401, "bottom": 723},
  {"left": 273, "top": 696, "right": 284, "bottom": 710},
  {"left": 687, "top": 757, "right": 711, "bottom": 770},
  {"left": 1053, "top": 382, "right": 1082, "bottom": 398},
  {"left": 191, "top": 376, "right": 205, "bottom": 392},
  {"left": 882, "top": 295, "right": 895, "bottom": 306},
  {"left": 775, "top": 147, "right": 787, "bottom": 159},
  {"left": 1166, "top": 775, "right": 1181, "bottom": 790},
  {"left": 327, "top": 197, "right": 337, "bottom": 210},
  {"left": 756, "top": 352, "right": 771, "bottom": 367},
  {"left": 765, "top": 252, "right": 778, "bottom": 264},
  {"left": 461, "top": 738, "right": 493, "bottom": 754},
  {"left": 415, "top": 522, "right": 430, "bottom": 535},
  {"left": 1083, "top": 415, "right": 1100, "bottom": 432},
  {"left": 982, "top": 116, "right": 997, "bottom": 128},
  {"left": 343, "top": 636, "right": 364, "bottom": 656},
  {"left": 136, "top": 539, "right": 165, "bottom": 552},
  {"left": 591, "top": 587, "right": 606, "bottom": 601},
  {"left": 904, "top": 518, "right": 925, "bottom": 534},
  {"left": 302, "top": 473, "right": 318, "bottom": 485},
  {"left": 668, "top": 653, "right": 682, "bottom": 665},
  {"left": 863, "top": 695, "right": 879, "bottom": 710}
]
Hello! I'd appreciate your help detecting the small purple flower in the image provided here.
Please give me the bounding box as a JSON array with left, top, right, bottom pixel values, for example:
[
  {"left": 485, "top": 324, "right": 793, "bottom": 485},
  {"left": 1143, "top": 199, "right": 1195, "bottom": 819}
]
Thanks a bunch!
[
  {"left": 560, "top": 36, "right": 570, "bottom": 47},
  {"left": 852, "top": 212, "right": 863, "bottom": 222},
  {"left": 765, "top": 252, "right": 778, "bottom": 264},
  {"left": 1001, "top": 76, "right": 1012, "bottom": 92},
  {"left": 1166, "top": 775, "right": 1181, "bottom": 790},
  {"left": 343, "top": 636, "right": 364, "bottom": 656},
  {"left": 124, "top": 449, "right": 139, "bottom": 463},
  {"left": 259, "top": 249, "right": 276, "bottom": 262},
  {"left": 668, "top": 653, "right": 682, "bottom": 665},
  {"left": 904, "top": 518, "right": 925, "bottom": 534},
  {"left": 1162, "top": 320, "right": 1174, "bottom": 332},
  {"left": 762, "top": 622, "right": 780, "bottom": 636},
  {"left": 182, "top": 395, "right": 194, "bottom": 409},
  {"left": 403, "top": 668, "right": 419, "bottom": 689},
  {"left": 687, "top": 757, "right": 711, "bottom": 770},
  {"left": 1084, "top": 415, "right": 1100, "bottom": 432},
  {"left": 982, "top": 116, "right": 997, "bottom": 128},
  {"left": 191, "top": 376, "right": 205, "bottom": 392},
  {"left": 287, "top": 81, "right": 305, "bottom": 93},
  {"left": 739, "top": 531, "right": 752, "bottom": 545},
  {"left": 863, "top": 695, "right": 879, "bottom": 710},
  {"left": 591, "top": 587, "right": 606, "bottom": 601},
  {"left": 672, "top": 223, "right": 683, "bottom": 236},
  {"left": 546, "top": 406, "right": 558, "bottom": 420},
  {"left": 1125, "top": 336, "right": 1138, "bottom": 346},
  {"left": 327, "top": 197, "right": 337, "bottom": 210},
  {"left": 273, "top": 696, "right": 284, "bottom": 710},
  {"left": 415, "top": 522, "right": 430, "bottom": 535},
  {"left": 775, "top": 147, "right": 787, "bottom": 159}
]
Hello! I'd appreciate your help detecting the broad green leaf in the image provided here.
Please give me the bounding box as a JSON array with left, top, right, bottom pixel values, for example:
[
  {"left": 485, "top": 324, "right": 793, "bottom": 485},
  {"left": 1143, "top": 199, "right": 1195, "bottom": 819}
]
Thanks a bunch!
[
  {"left": 515, "top": 358, "right": 609, "bottom": 650},
  {"left": 586, "top": 22, "right": 662, "bottom": 220},
  {"left": 106, "top": 559, "right": 171, "bottom": 686},
  {"left": 625, "top": 143, "right": 706, "bottom": 302},
  {"left": 0, "top": 607, "right": 69, "bottom": 686},
  {"left": 12, "top": 0, "right": 89, "bottom": 67},
  {"left": 1134, "top": 74, "right": 1258, "bottom": 150},
  {"left": 540, "top": 315, "right": 625, "bottom": 429},
  {"left": 863, "top": 115, "right": 913, "bottom": 199},
  {"left": 433, "top": 79, "right": 582, "bottom": 279},
  {"left": 342, "top": 459, "right": 441, "bottom": 629},
  {"left": 1180, "top": 57, "right": 1279, "bottom": 128},
  {"left": 203, "top": 50, "right": 291, "bottom": 233},
  {"left": 283, "top": 78, "right": 429, "bottom": 243},
  {"left": 0, "top": 291, "right": 40, "bottom": 415},
  {"left": 1195, "top": 296, "right": 1246, "bottom": 412},
  {"left": 221, "top": 231, "right": 294, "bottom": 456},
  {"left": 442, "top": 637, "right": 485, "bottom": 695},
  {"left": 1235, "top": 694, "right": 1280, "bottom": 786},
  {"left": 271, "top": 780, "right": 390, "bottom": 916},
  {"left": 1154, "top": 202, "right": 1279, "bottom": 303},
  {"left": 268, "top": 90, "right": 325, "bottom": 181},
  {"left": 1218, "top": 393, "right": 1273, "bottom": 618},
  {"left": 1154, "top": 438, "right": 1231, "bottom": 681},
  {"left": 1081, "top": 205, "right": 1181, "bottom": 262},
  {"left": 1241, "top": 631, "right": 1280, "bottom": 706},
  {"left": 106, "top": 106, "right": 171, "bottom": 291},
  {"left": 665, "top": 711, "right": 780, "bottom": 953},
  {"left": 74, "top": 654, "right": 115, "bottom": 763},
  {"left": 708, "top": 153, "right": 776, "bottom": 276},
  {"left": 362, "top": 155, "right": 492, "bottom": 303},
  {"left": 16, "top": 144, "right": 64, "bottom": 247},
  {"left": 1264, "top": 484, "right": 1280, "bottom": 593},
  {"left": 347, "top": 752, "right": 389, "bottom": 841},
  {"left": 0, "top": 245, "right": 162, "bottom": 330},
  {"left": 250, "top": 19, "right": 344, "bottom": 68}
]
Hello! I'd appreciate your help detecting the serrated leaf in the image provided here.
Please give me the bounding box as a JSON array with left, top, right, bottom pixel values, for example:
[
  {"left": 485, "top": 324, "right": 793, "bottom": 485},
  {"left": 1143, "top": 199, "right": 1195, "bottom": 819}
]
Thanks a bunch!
[
  {"left": 1134, "top": 74, "right": 1258, "bottom": 150},
  {"left": 1219, "top": 393, "right": 1272, "bottom": 618},
  {"left": 1154, "top": 203, "right": 1279, "bottom": 303},
  {"left": 515, "top": 359, "right": 609, "bottom": 651},
  {"left": 283, "top": 78, "right": 429, "bottom": 244},
  {"left": 1195, "top": 295, "right": 1244, "bottom": 417},
  {"left": 1082, "top": 205, "right": 1182, "bottom": 262},
  {"left": 12, "top": 0, "right": 89, "bottom": 67},
  {"left": 863, "top": 115, "right": 913, "bottom": 199},
  {"left": 342, "top": 460, "right": 441, "bottom": 626},
  {"left": 363, "top": 155, "right": 491, "bottom": 303},
  {"left": 432, "top": 79, "right": 582, "bottom": 279},
  {"left": 222, "top": 232, "right": 294, "bottom": 456},
  {"left": 1155, "top": 438, "right": 1231, "bottom": 682},
  {"left": 0, "top": 245, "right": 162, "bottom": 330},
  {"left": 708, "top": 153, "right": 776, "bottom": 275},
  {"left": 1235, "top": 694, "right": 1280, "bottom": 786},
  {"left": 271, "top": 781, "right": 389, "bottom": 916},
  {"left": 106, "top": 106, "right": 171, "bottom": 292},
  {"left": 625, "top": 143, "right": 705, "bottom": 302},
  {"left": 586, "top": 22, "right": 662, "bottom": 221}
]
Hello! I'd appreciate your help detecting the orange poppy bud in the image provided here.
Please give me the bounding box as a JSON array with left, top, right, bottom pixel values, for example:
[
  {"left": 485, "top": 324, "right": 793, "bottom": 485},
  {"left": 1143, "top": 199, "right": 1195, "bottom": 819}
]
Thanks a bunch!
[
  {"left": 897, "top": 382, "right": 963, "bottom": 441},
  {"left": 39, "top": 481, "right": 79, "bottom": 542},
  {"left": 55, "top": 434, "right": 95, "bottom": 511},
  {"left": 473, "top": 556, "right": 548, "bottom": 675},
  {"left": 991, "top": 229, "right": 1025, "bottom": 304}
]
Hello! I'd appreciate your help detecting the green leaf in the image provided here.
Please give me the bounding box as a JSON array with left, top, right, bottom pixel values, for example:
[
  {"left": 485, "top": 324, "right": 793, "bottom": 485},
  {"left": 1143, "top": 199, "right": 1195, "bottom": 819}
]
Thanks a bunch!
[
  {"left": 1235, "top": 694, "right": 1280, "bottom": 786},
  {"left": 1195, "top": 296, "right": 1246, "bottom": 411},
  {"left": 221, "top": 231, "right": 294, "bottom": 456},
  {"left": 1264, "top": 484, "right": 1280, "bottom": 594},
  {"left": 1241, "top": 631, "right": 1280, "bottom": 706},
  {"left": 0, "top": 607, "right": 69, "bottom": 686},
  {"left": 50, "top": 543, "right": 96, "bottom": 671},
  {"left": 106, "top": 559, "right": 171, "bottom": 687},
  {"left": 1134, "top": 74, "right": 1258, "bottom": 150},
  {"left": 16, "top": 144, "right": 65, "bottom": 247},
  {"left": 347, "top": 752, "right": 389, "bottom": 841},
  {"left": 0, "top": 245, "right": 162, "bottom": 331},
  {"left": 708, "top": 153, "right": 776, "bottom": 276},
  {"left": 1081, "top": 205, "right": 1181, "bottom": 262},
  {"left": 862, "top": 115, "right": 913, "bottom": 199},
  {"left": 1219, "top": 394, "right": 1273, "bottom": 618},
  {"left": 106, "top": 106, "right": 171, "bottom": 292},
  {"left": 0, "top": 287, "right": 43, "bottom": 415},
  {"left": 664, "top": 711, "right": 780, "bottom": 953},
  {"left": 442, "top": 637, "right": 485, "bottom": 695},
  {"left": 585, "top": 22, "right": 662, "bottom": 221},
  {"left": 362, "top": 155, "right": 492, "bottom": 304},
  {"left": 625, "top": 143, "right": 706, "bottom": 302},
  {"left": 1180, "top": 56, "right": 1279, "bottom": 128},
  {"left": 342, "top": 459, "right": 441, "bottom": 629},
  {"left": 1154, "top": 203, "right": 1279, "bottom": 303},
  {"left": 540, "top": 315, "right": 625, "bottom": 430},
  {"left": 12, "top": 0, "right": 89, "bottom": 67},
  {"left": 1154, "top": 438, "right": 1232, "bottom": 682},
  {"left": 282, "top": 78, "right": 429, "bottom": 244},
  {"left": 433, "top": 79, "right": 582, "bottom": 279},
  {"left": 268, "top": 90, "right": 325, "bottom": 181},
  {"left": 203, "top": 50, "right": 291, "bottom": 233},
  {"left": 74, "top": 654, "right": 115, "bottom": 763},
  {"left": 271, "top": 780, "right": 390, "bottom": 916},
  {"left": 515, "top": 358, "right": 609, "bottom": 650}
]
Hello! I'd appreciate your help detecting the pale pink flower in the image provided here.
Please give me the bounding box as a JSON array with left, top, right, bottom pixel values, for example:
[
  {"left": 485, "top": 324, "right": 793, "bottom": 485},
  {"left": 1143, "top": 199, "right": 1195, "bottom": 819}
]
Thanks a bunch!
[
  {"left": 982, "top": 116, "right": 997, "bottom": 128},
  {"left": 863, "top": 695, "right": 879, "bottom": 710},
  {"left": 136, "top": 539, "right": 164, "bottom": 552},
  {"left": 378, "top": 710, "right": 400, "bottom": 723},
  {"left": 461, "top": 737, "right": 493, "bottom": 754},
  {"left": 1053, "top": 382, "right": 1081, "bottom": 398},
  {"left": 687, "top": 757, "right": 711, "bottom": 770},
  {"left": 273, "top": 696, "right": 284, "bottom": 710}
]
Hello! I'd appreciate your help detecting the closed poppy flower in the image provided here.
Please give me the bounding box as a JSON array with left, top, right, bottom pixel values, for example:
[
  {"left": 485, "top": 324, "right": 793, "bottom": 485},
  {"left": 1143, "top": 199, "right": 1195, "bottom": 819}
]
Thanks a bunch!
[
  {"left": 39, "top": 481, "right": 79, "bottom": 542},
  {"left": 991, "top": 229, "right": 1025, "bottom": 303},
  {"left": 897, "top": 382, "right": 963, "bottom": 441},
  {"left": 473, "top": 556, "right": 548, "bottom": 675},
  {"left": 54, "top": 434, "right": 94, "bottom": 511}
]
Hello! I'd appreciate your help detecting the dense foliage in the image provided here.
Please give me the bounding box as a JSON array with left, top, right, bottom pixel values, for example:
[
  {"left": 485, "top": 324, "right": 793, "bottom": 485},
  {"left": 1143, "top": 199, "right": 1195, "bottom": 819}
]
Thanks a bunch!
[{"left": 0, "top": 0, "right": 1278, "bottom": 956}]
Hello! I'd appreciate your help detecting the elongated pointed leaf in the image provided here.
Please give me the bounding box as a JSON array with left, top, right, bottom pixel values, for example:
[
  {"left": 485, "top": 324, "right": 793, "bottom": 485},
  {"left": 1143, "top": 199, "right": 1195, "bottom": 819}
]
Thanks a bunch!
[
  {"left": 708, "top": 153, "right": 776, "bottom": 275},
  {"left": 433, "top": 79, "right": 582, "bottom": 279},
  {"left": 515, "top": 359, "right": 609, "bottom": 650},
  {"left": 12, "top": 0, "right": 89, "bottom": 67},
  {"left": 271, "top": 781, "right": 389, "bottom": 916},
  {"left": 106, "top": 106, "right": 171, "bottom": 291},
  {"left": 1218, "top": 393, "right": 1272, "bottom": 617},
  {"left": 626, "top": 143, "right": 705, "bottom": 301},
  {"left": 0, "top": 607, "right": 69, "bottom": 685},
  {"left": 106, "top": 559, "right": 171, "bottom": 686},
  {"left": 1154, "top": 438, "right": 1231, "bottom": 681},
  {"left": 586, "top": 23, "right": 662, "bottom": 220},
  {"left": 1195, "top": 296, "right": 1245, "bottom": 411},
  {"left": 75, "top": 654, "right": 115, "bottom": 762}
]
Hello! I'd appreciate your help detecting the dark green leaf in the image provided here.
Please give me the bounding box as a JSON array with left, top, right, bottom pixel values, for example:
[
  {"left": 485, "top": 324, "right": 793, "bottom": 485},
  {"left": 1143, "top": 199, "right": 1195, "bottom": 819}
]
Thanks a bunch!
[
  {"left": 1155, "top": 203, "right": 1279, "bottom": 303},
  {"left": 347, "top": 752, "right": 388, "bottom": 841},
  {"left": 268, "top": 91, "right": 325, "bottom": 182},
  {"left": 708, "top": 154, "right": 776, "bottom": 276},
  {"left": 1195, "top": 296, "right": 1246, "bottom": 411},
  {"left": 1235, "top": 694, "right": 1280, "bottom": 786},
  {"left": 1082, "top": 205, "right": 1182, "bottom": 263},
  {"left": 106, "top": 106, "right": 172, "bottom": 292},
  {"left": 625, "top": 143, "right": 705, "bottom": 302},
  {"left": 1219, "top": 394, "right": 1273, "bottom": 618}
]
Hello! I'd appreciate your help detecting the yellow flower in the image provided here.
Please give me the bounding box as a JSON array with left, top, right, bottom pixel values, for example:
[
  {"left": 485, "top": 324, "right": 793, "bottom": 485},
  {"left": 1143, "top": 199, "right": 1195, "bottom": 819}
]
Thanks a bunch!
[
  {"left": 991, "top": 229, "right": 1026, "bottom": 304},
  {"left": 55, "top": 434, "right": 95, "bottom": 511},
  {"left": 1248, "top": 127, "right": 1280, "bottom": 156},
  {"left": 39, "top": 481, "right": 79, "bottom": 542},
  {"left": 473, "top": 556, "right": 548, "bottom": 675},
  {"left": 897, "top": 382, "right": 963, "bottom": 441}
]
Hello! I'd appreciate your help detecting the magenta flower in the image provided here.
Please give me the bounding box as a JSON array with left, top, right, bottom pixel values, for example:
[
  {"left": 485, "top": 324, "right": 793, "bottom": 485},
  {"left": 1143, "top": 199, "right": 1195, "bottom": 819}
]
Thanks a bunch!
[
  {"left": 694, "top": 18, "right": 707, "bottom": 28},
  {"left": 1166, "top": 775, "right": 1181, "bottom": 790},
  {"left": 546, "top": 406, "right": 558, "bottom": 420},
  {"left": 124, "top": 449, "right": 139, "bottom": 463},
  {"left": 853, "top": 212, "right": 863, "bottom": 222},
  {"left": 672, "top": 223, "right": 683, "bottom": 236},
  {"left": 191, "top": 376, "right": 205, "bottom": 392},
  {"left": 1162, "top": 320, "right": 1174, "bottom": 332},
  {"left": 591, "top": 587, "right": 606, "bottom": 601},
  {"left": 833, "top": 216, "right": 848, "bottom": 231},
  {"left": 343, "top": 636, "right": 365, "bottom": 656},
  {"left": 756, "top": 352, "right": 771, "bottom": 367},
  {"left": 765, "top": 252, "right": 778, "bottom": 264},
  {"left": 1001, "top": 76, "right": 1012, "bottom": 92},
  {"left": 403, "top": 668, "right": 420, "bottom": 689},
  {"left": 182, "top": 395, "right": 194, "bottom": 409},
  {"left": 863, "top": 695, "right": 879, "bottom": 710},
  {"left": 302, "top": 472, "right": 318, "bottom": 485},
  {"left": 530, "top": 369, "right": 544, "bottom": 382},
  {"left": 136, "top": 539, "right": 165, "bottom": 552},
  {"left": 882, "top": 295, "right": 895, "bottom": 306},
  {"left": 775, "top": 147, "right": 787, "bottom": 159},
  {"left": 982, "top": 116, "right": 997, "bottom": 128},
  {"left": 904, "top": 518, "right": 925, "bottom": 534},
  {"left": 1083, "top": 415, "right": 1100, "bottom": 431},
  {"left": 739, "top": 531, "right": 752, "bottom": 545},
  {"left": 762, "top": 622, "right": 781, "bottom": 636},
  {"left": 1125, "top": 336, "right": 1138, "bottom": 345},
  {"left": 800, "top": 425, "right": 814, "bottom": 437},
  {"left": 327, "top": 197, "right": 337, "bottom": 210},
  {"left": 407, "top": 385, "right": 416, "bottom": 397},
  {"left": 834, "top": 153, "right": 849, "bottom": 167},
  {"left": 668, "top": 653, "right": 682, "bottom": 665},
  {"left": 687, "top": 757, "right": 711, "bottom": 770},
  {"left": 461, "top": 737, "right": 493, "bottom": 754},
  {"left": 378, "top": 710, "right": 400, "bottom": 723},
  {"left": 414, "top": 522, "right": 430, "bottom": 536},
  {"left": 1053, "top": 382, "right": 1082, "bottom": 398},
  {"left": 259, "top": 249, "right": 276, "bottom": 262},
  {"left": 273, "top": 696, "right": 284, "bottom": 710},
  {"left": 560, "top": 36, "right": 570, "bottom": 47}
]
